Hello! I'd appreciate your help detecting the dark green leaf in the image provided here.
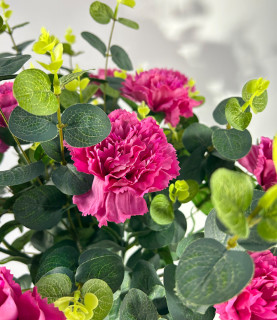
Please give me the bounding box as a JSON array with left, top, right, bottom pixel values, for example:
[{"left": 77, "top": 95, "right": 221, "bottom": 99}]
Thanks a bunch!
[
  {"left": 59, "top": 70, "right": 89, "bottom": 87},
  {"left": 0, "top": 55, "right": 31, "bottom": 76},
  {"left": 13, "top": 185, "right": 67, "bottom": 230},
  {"left": 15, "top": 274, "right": 32, "bottom": 290},
  {"left": 176, "top": 238, "right": 254, "bottom": 306},
  {"left": 212, "top": 128, "right": 252, "bottom": 160},
  {"left": 82, "top": 85, "right": 98, "bottom": 103},
  {"left": 52, "top": 164, "right": 93, "bottom": 195},
  {"left": 110, "top": 45, "right": 133, "bottom": 71},
  {"left": 120, "top": 288, "right": 159, "bottom": 320},
  {"left": 60, "top": 89, "right": 80, "bottom": 109},
  {"left": 118, "top": 17, "right": 139, "bottom": 29},
  {"left": 12, "top": 21, "right": 29, "bottom": 30},
  {"left": 41, "top": 137, "right": 62, "bottom": 162},
  {"left": 164, "top": 264, "right": 215, "bottom": 320},
  {"left": 81, "top": 31, "right": 107, "bottom": 57},
  {"left": 0, "top": 16, "right": 3, "bottom": 28},
  {"left": 171, "top": 210, "right": 187, "bottom": 244},
  {"left": 0, "top": 161, "right": 44, "bottom": 186},
  {"left": 44, "top": 267, "right": 75, "bottom": 285},
  {"left": 81, "top": 279, "right": 113, "bottom": 320},
  {"left": 205, "top": 154, "right": 234, "bottom": 181},
  {"left": 213, "top": 97, "right": 244, "bottom": 125},
  {"left": 225, "top": 98, "right": 252, "bottom": 131},
  {"left": 13, "top": 40, "right": 34, "bottom": 53},
  {"left": 13, "top": 69, "right": 59, "bottom": 116},
  {"left": 176, "top": 233, "right": 204, "bottom": 258},
  {"left": 9, "top": 106, "right": 58, "bottom": 142},
  {"left": 182, "top": 123, "right": 212, "bottom": 153},
  {"left": 75, "top": 248, "right": 124, "bottom": 292},
  {"left": 150, "top": 194, "right": 174, "bottom": 225},
  {"left": 11, "top": 230, "right": 35, "bottom": 251},
  {"left": 0, "top": 127, "right": 15, "bottom": 146},
  {"left": 62, "top": 103, "right": 111, "bottom": 148},
  {"left": 0, "top": 74, "right": 16, "bottom": 81},
  {"left": 31, "top": 230, "right": 54, "bottom": 252},
  {"left": 90, "top": 1, "right": 114, "bottom": 24},
  {"left": 0, "top": 220, "right": 21, "bottom": 243},
  {"left": 100, "top": 83, "right": 120, "bottom": 98}
]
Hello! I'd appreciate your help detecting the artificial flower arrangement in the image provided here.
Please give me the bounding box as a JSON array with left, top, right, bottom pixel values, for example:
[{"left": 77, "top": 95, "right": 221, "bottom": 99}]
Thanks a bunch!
[{"left": 0, "top": 0, "right": 277, "bottom": 319}]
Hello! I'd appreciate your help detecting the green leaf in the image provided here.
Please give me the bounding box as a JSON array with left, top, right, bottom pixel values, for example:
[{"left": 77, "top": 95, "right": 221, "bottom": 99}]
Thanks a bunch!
[
  {"left": 0, "top": 74, "right": 16, "bottom": 81},
  {"left": 176, "top": 233, "right": 204, "bottom": 258},
  {"left": 225, "top": 98, "right": 252, "bottom": 131},
  {"left": 171, "top": 210, "right": 187, "bottom": 244},
  {"left": 0, "top": 220, "right": 21, "bottom": 243},
  {"left": 60, "top": 89, "right": 80, "bottom": 109},
  {"left": 210, "top": 168, "right": 253, "bottom": 238},
  {"left": 0, "top": 16, "right": 3, "bottom": 28},
  {"left": 36, "top": 273, "right": 72, "bottom": 303},
  {"left": 36, "top": 240, "right": 79, "bottom": 282},
  {"left": 13, "top": 40, "right": 34, "bottom": 53},
  {"left": 119, "top": 288, "right": 159, "bottom": 320},
  {"left": 205, "top": 154, "right": 234, "bottom": 182},
  {"left": 164, "top": 264, "right": 215, "bottom": 320},
  {"left": 192, "top": 187, "right": 213, "bottom": 215},
  {"left": 62, "top": 103, "right": 111, "bottom": 148},
  {"left": 182, "top": 123, "right": 212, "bottom": 153},
  {"left": 213, "top": 97, "right": 244, "bottom": 125},
  {"left": 150, "top": 194, "right": 174, "bottom": 225},
  {"left": 81, "top": 32, "right": 107, "bottom": 57},
  {"left": 59, "top": 70, "right": 89, "bottom": 87},
  {"left": 75, "top": 248, "right": 124, "bottom": 292},
  {"left": 12, "top": 21, "right": 29, "bottom": 30},
  {"left": 138, "top": 223, "right": 175, "bottom": 249},
  {"left": 81, "top": 279, "right": 113, "bottom": 320},
  {"left": 242, "top": 79, "right": 268, "bottom": 113},
  {"left": 110, "top": 45, "right": 133, "bottom": 71},
  {"left": 15, "top": 274, "right": 32, "bottom": 290},
  {"left": 9, "top": 106, "right": 58, "bottom": 142},
  {"left": 13, "top": 69, "right": 59, "bottom": 116},
  {"left": 52, "top": 164, "right": 93, "bottom": 195},
  {"left": 176, "top": 238, "right": 254, "bottom": 306},
  {"left": 0, "top": 161, "right": 44, "bottom": 186},
  {"left": 13, "top": 185, "right": 67, "bottom": 230},
  {"left": 11, "top": 230, "right": 35, "bottom": 251},
  {"left": 180, "top": 180, "right": 199, "bottom": 203},
  {"left": 119, "top": 0, "right": 136, "bottom": 8},
  {"left": 82, "top": 85, "right": 98, "bottom": 103},
  {"left": 99, "top": 84, "right": 120, "bottom": 98},
  {"left": 31, "top": 230, "right": 54, "bottom": 252},
  {"left": 41, "top": 137, "right": 62, "bottom": 162},
  {"left": 212, "top": 128, "right": 252, "bottom": 160},
  {"left": 90, "top": 1, "right": 114, "bottom": 24},
  {"left": 118, "top": 18, "right": 139, "bottom": 29},
  {"left": 0, "top": 55, "right": 31, "bottom": 76}
]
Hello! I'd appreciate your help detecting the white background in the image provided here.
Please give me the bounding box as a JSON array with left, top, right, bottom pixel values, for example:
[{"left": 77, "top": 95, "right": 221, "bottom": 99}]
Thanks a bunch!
[{"left": 0, "top": 0, "right": 277, "bottom": 318}]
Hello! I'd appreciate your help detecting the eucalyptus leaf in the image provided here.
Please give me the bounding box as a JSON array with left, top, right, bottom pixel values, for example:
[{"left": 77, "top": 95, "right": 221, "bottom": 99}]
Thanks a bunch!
[
  {"left": 13, "top": 40, "right": 34, "bottom": 53},
  {"left": 0, "top": 55, "right": 31, "bottom": 76},
  {"left": 176, "top": 233, "right": 204, "bottom": 258},
  {"left": 59, "top": 70, "right": 89, "bottom": 87},
  {"left": 13, "top": 69, "right": 59, "bottom": 116},
  {"left": 41, "top": 137, "right": 62, "bottom": 162},
  {"left": 12, "top": 21, "right": 29, "bottom": 30},
  {"left": 82, "top": 85, "right": 98, "bottom": 103},
  {"left": 81, "top": 31, "right": 106, "bottom": 57},
  {"left": 118, "top": 18, "right": 139, "bottom": 29},
  {"left": 52, "top": 164, "right": 93, "bottom": 195},
  {"left": 62, "top": 103, "right": 111, "bottom": 148},
  {"left": 182, "top": 123, "right": 212, "bottom": 153},
  {"left": 15, "top": 274, "right": 32, "bottom": 290},
  {"left": 110, "top": 45, "right": 133, "bottom": 70},
  {"left": 0, "top": 161, "right": 44, "bottom": 186},
  {"left": 11, "top": 230, "right": 35, "bottom": 251},
  {"left": 176, "top": 238, "right": 254, "bottom": 305},
  {"left": 9, "top": 106, "right": 58, "bottom": 142},
  {"left": 213, "top": 97, "right": 244, "bottom": 125},
  {"left": 212, "top": 128, "right": 252, "bottom": 160},
  {"left": 150, "top": 194, "right": 174, "bottom": 225},
  {"left": 242, "top": 80, "right": 268, "bottom": 113},
  {"left": 60, "top": 89, "right": 80, "bottom": 109},
  {"left": 81, "top": 279, "right": 113, "bottom": 320},
  {"left": 225, "top": 97, "right": 252, "bottom": 131},
  {"left": 90, "top": 1, "right": 114, "bottom": 24},
  {"left": 0, "top": 220, "right": 21, "bottom": 243},
  {"left": 13, "top": 185, "right": 67, "bottom": 230}
]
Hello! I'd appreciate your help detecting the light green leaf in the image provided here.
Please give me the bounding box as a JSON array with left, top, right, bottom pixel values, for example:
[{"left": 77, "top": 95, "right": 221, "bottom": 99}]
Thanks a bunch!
[
  {"left": 242, "top": 79, "right": 268, "bottom": 113},
  {"left": 13, "top": 69, "right": 59, "bottom": 116},
  {"left": 210, "top": 168, "right": 253, "bottom": 238},
  {"left": 62, "top": 103, "right": 111, "bottom": 148},
  {"left": 81, "top": 32, "right": 107, "bottom": 57},
  {"left": 119, "top": 0, "right": 136, "bottom": 8},
  {"left": 150, "top": 194, "right": 174, "bottom": 225},
  {"left": 9, "top": 106, "right": 58, "bottom": 142},
  {"left": 110, "top": 45, "right": 133, "bottom": 71},
  {"left": 0, "top": 55, "right": 31, "bottom": 76},
  {"left": 90, "top": 1, "right": 114, "bottom": 24},
  {"left": 81, "top": 279, "right": 113, "bottom": 320},
  {"left": 225, "top": 98, "right": 252, "bottom": 131},
  {"left": 213, "top": 97, "right": 245, "bottom": 125},
  {"left": 0, "top": 161, "right": 44, "bottom": 186},
  {"left": 118, "top": 18, "right": 139, "bottom": 29}
]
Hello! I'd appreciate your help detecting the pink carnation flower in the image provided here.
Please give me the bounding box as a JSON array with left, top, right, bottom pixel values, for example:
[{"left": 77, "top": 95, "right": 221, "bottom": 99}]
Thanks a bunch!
[
  {"left": 121, "top": 68, "right": 202, "bottom": 127},
  {"left": 239, "top": 137, "right": 277, "bottom": 190},
  {"left": 215, "top": 250, "right": 277, "bottom": 320},
  {"left": 0, "top": 139, "right": 9, "bottom": 153},
  {"left": 0, "top": 82, "right": 18, "bottom": 127},
  {"left": 67, "top": 109, "right": 180, "bottom": 227}
]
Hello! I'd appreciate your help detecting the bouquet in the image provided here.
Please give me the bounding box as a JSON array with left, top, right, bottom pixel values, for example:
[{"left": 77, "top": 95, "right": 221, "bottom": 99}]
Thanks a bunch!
[{"left": 0, "top": 0, "right": 277, "bottom": 319}]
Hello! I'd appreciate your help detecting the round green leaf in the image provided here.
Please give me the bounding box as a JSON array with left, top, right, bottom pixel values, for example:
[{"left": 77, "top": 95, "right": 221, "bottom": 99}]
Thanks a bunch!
[
  {"left": 150, "top": 194, "right": 174, "bottom": 225},
  {"left": 75, "top": 248, "right": 124, "bottom": 292},
  {"left": 81, "top": 31, "right": 107, "bottom": 57},
  {"left": 0, "top": 55, "right": 31, "bottom": 76},
  {"left": 60, "top": 89, "right": 80, "bottom": 109},
  {"left": 13, "top": 185, "right": 67, "bottom": 230},
  {"left": 119, "top": 288, "right": 159, "bottom": 320},
  {"left": 36, "top": 273, "right": 72, "bottom": 303},
  {"left": 212, "top": 128, "right": 252, "bottom": 160},
  {"left": 0, "top": 16, "right": 3, "bottom": 28},
  {"left": 41, "top": 137, "right": 62, "bottom": 162},
  {"left": 62, "top": 103, "right": 111, "bottom": 148},
  {"left": 13, "top": 69, "right": 59, "bottom": 116},
  {"left": 182, "top": 123, "right": 212, "bottom": 153},
  {"left": 9, "top": 106, "right": 58, "bottom": 142},
  {"left": 52, "top": 164, "right": 93, "bottom": 195},
  {"left": 176, "top": 233, "right": 204, "bottom": 258},
  {"left": 213, "top": 97, "right": 244, "bottom": 125},
  {"left": 176, "top": 238, "right": 254, "bottom": 305},
  {"left": 81, "top": 279, "right": 113, "bottom": 320},
  {"left": 90, "top": 1, "right": 114, "bottom": 24},
  {"left": 0, "top": 161, "right": 44, "bottom": 186},
  {"left": 118, "top": 18, "right": 139, "bottom": 30},
  {"left": 225, "top": 98, "right": 252, "bottom": 131},
  {"left": 210, "top": 168, "right": 253, "bottom": 238},
  {"left": 242, "top": 80, "right": 268, "bottom": 113},
  {"left": 110, "top": 45, "right": 133, "bottom": 71}
]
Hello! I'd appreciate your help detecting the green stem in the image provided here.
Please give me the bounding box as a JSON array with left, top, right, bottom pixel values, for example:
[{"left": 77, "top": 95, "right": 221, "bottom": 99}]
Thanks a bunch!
[
  {"left": 56, "top": 96, "right": 67, "bottom": 165},
  {"left": 6, "top": 23, "right": 25, "bottom": 69}
]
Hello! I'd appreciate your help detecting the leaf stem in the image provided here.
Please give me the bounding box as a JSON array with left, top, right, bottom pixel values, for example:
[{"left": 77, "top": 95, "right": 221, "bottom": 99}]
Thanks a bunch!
[
  {"left": 5, "top": 23, "right": 25, "bottom": 69},
  {"left": 56, "top": 96, "right": 67, "bottom": 166}
]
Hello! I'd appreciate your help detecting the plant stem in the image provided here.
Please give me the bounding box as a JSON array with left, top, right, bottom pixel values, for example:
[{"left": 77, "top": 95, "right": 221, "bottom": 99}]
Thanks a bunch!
[
  {"left": 6, "top": 23, "right": 25, "bottom": 69},
  {"left": 56, "top": 96, "right": 67, "bottom": 165}
]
